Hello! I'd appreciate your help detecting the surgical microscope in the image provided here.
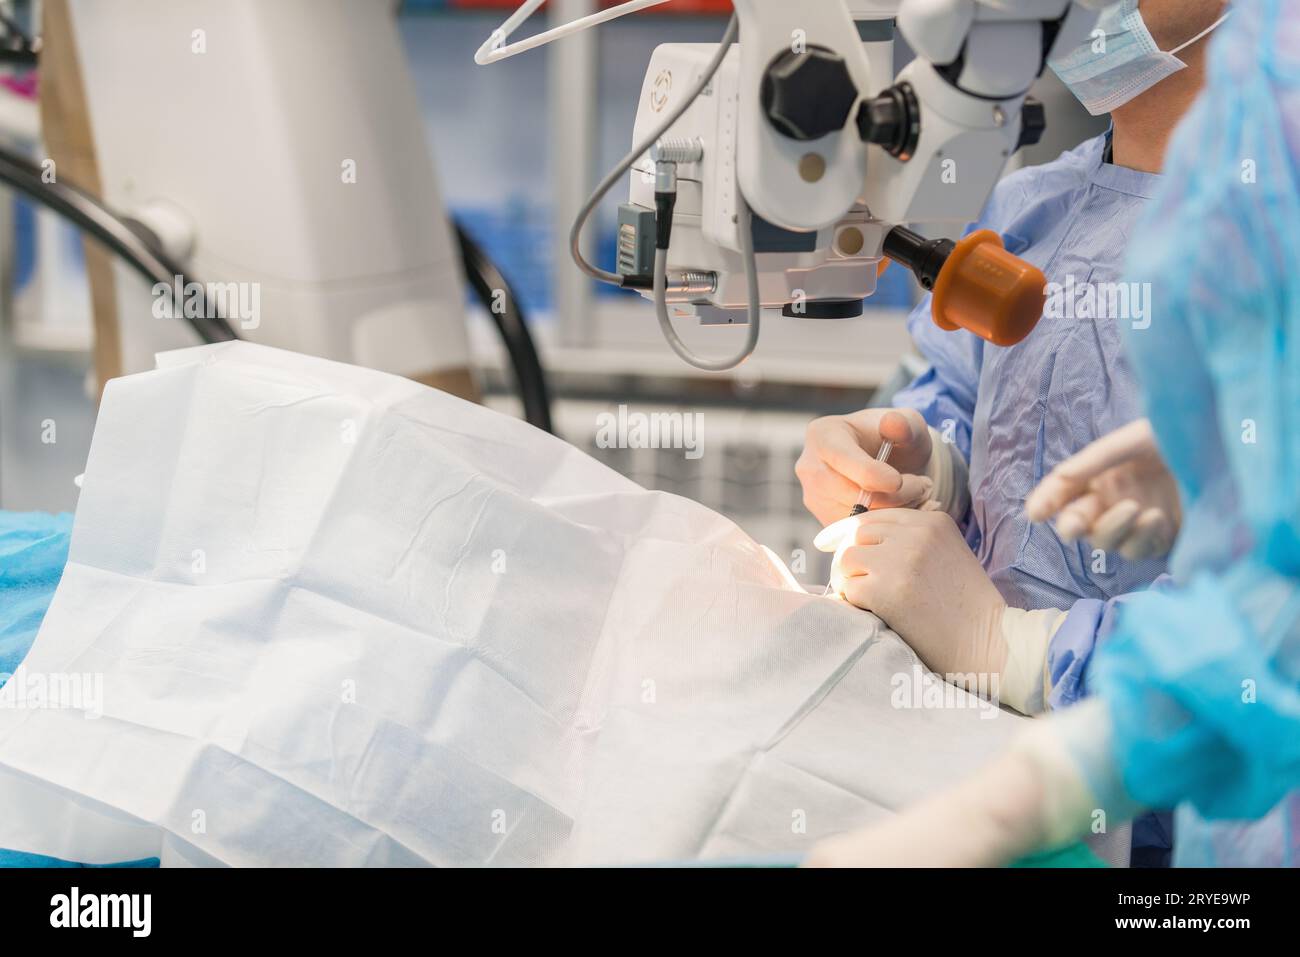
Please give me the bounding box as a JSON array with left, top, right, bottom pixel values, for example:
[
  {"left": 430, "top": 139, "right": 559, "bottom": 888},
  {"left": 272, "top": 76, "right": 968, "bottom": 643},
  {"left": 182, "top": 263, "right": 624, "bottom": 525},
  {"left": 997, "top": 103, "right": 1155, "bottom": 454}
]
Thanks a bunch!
[{"left": 479, "top": 0, "right": 1112, "bottom": 371}]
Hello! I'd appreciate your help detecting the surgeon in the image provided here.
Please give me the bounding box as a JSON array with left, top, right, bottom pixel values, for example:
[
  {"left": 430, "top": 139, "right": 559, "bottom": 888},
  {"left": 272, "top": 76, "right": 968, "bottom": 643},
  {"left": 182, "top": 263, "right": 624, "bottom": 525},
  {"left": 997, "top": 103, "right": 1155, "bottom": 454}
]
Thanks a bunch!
[
  {"left": 798, "top": 0, "right": 1227, "bottom": 760},
  {"left": 808, "top": 0, "right": 1299, "bottom": 867}
]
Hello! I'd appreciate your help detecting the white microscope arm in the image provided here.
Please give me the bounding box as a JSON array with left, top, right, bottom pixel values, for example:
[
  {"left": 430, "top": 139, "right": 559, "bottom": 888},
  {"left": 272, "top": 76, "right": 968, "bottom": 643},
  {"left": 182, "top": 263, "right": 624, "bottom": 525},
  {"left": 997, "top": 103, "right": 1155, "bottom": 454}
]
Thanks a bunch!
[{"left": 732, "top": 0, "right": 1105, "bottom": 232}]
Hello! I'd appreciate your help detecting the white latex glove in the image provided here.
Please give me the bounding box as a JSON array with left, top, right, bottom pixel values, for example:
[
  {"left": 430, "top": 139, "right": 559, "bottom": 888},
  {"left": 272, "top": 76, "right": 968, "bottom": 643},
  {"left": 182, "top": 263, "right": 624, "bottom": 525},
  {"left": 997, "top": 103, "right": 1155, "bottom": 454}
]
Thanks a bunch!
[
  {"left": 824, "top": 507, "right": 1005, "bottom": 689},
  {"left": 1025, "top": 418, "right": 1180, "bottom": 561},
  {"left": 795, "top": 408, "right": 937, "bottom": 527},
  {"left": 816, "top": 508, "right": 1065, "bottom": 714},
  {"left": 805, "top": 700, "right": 1128, "bottom": 867},
  {"left": 804, "top": 740, "right": 1055, "bottom": 867}
]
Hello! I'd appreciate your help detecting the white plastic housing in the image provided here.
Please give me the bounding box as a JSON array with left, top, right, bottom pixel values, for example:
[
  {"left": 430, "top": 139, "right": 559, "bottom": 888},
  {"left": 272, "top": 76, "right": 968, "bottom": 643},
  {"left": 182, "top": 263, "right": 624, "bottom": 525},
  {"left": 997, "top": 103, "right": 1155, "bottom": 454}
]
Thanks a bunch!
[
  {"left": 628, "top": 43, "right": 883, "bottom": 315},
  {"left": 66, "top": 0, "right": 471, "bottom": 377}
]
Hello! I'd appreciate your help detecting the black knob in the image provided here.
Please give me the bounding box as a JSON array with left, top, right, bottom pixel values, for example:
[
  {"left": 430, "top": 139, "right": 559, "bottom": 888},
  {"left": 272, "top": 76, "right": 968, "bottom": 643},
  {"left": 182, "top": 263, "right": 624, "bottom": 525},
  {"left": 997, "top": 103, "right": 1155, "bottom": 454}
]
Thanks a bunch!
[
  {"left": 761, "top": 46, "right": 858, "bottom": 141},
  {"left": 856, "top": 83, "right": 920, "bottom": 161},
  {"left": 1015, "top": 96, "right": 1047, "bottom": 151}
]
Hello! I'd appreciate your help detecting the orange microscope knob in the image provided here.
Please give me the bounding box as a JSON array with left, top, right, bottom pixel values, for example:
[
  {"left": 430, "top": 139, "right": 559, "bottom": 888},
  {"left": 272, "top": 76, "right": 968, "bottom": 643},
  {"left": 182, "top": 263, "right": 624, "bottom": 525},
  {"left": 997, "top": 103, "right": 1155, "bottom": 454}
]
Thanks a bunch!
[{"left": 930, "top": 229, "right": 1046, "bottom": 347}]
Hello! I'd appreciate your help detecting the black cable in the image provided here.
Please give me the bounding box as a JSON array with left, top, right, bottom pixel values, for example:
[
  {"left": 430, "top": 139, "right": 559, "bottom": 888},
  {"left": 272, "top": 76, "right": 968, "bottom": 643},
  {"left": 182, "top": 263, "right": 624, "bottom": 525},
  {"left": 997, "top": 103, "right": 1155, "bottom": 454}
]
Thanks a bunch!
[
  {"left": 0, "top": 47, "right": 36, "bottom": 65},
  {"left": 453, "top": 221, "right": 553, "bottom": 434},
  {"left": 0, "top": 142, "right": 238, "bottom": 343}
]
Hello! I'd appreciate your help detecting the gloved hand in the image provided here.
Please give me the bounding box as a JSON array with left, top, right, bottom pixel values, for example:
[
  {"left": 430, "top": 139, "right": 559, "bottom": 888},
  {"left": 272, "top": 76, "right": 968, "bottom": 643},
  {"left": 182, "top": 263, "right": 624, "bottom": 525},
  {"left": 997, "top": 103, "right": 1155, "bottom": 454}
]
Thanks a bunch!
[
  {"left": 804, "top": 741, "right": 1052, "bottom": 867},
  {"left": 804, "top": 699, "right": 1136, "bottom": 867},
  {"left": 795, "top": 408, "right": 938, "bottom": 527},
  {"left": 823, "top": 508, "right": 1006, "bottom": 692},
  {"left": 1025, "top": 418, "right": 1181, "bottom": 560},
  {"left": 817, "top": 507, "right": 1065, "bottom": 714}
]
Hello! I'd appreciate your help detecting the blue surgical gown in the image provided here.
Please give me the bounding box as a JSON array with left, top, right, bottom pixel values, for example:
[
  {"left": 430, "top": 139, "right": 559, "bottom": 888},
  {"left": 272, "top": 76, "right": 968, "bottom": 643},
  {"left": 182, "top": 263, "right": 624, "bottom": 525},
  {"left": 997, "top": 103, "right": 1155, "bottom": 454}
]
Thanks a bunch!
[
  {"left": 0, "top": 510, "right": 72, "bottom": 680},
  {"left": 893, "top": 132, "right": 1169, "bottom": 682},
  {"left": 1087, "top": 0, "right": 1300, "bottom": 867}
]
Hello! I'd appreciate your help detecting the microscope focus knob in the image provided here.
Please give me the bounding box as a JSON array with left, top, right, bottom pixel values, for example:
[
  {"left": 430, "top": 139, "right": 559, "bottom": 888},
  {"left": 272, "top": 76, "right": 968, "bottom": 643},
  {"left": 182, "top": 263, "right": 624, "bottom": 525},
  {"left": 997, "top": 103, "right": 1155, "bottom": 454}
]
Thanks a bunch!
[
  {"left": 761, "top": 46, "right": 859, "bottom": 141},
  {"left": 857, "top": 83, "right": 920, "bottom": 161}
]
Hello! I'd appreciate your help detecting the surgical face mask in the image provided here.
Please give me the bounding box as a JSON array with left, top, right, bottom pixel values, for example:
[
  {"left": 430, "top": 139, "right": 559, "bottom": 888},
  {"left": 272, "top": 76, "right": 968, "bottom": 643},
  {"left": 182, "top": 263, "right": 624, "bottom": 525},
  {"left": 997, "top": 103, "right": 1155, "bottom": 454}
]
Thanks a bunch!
[{"left": 1049, "top": 1, "right": 1231, "bottom": 116}]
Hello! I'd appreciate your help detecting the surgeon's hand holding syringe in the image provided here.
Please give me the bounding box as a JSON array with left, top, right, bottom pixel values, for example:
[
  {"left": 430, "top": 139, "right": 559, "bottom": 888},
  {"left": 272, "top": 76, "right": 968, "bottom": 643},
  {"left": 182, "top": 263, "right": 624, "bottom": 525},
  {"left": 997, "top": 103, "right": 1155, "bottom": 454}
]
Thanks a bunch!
[
  {"left": 795, "top": 409, "right": 939, "bottom": 529},
  {"left": 817, "top": 439, "right": 893, "bottom": 595},
  {"left": 797, "top": 408, "right": 958, "bottom": 596}
]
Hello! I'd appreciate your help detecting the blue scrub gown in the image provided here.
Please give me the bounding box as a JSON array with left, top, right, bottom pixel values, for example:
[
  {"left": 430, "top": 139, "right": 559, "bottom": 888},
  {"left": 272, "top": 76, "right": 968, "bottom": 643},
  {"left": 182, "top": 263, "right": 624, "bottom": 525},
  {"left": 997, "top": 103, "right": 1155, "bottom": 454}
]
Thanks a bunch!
[
  {"left": 894, "top": 132, "right": 1168, "bottom": 667},
  {"left": 892, "top": 133, "right": 1174, "bottom": 861}
]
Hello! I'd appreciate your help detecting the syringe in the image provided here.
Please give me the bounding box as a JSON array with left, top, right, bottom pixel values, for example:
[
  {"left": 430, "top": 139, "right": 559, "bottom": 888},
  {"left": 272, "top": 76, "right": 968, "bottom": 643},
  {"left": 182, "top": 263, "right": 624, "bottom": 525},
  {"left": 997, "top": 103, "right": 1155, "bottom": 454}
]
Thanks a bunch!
[
  {"left": 822, "top": 440, "right": 894, "bottom": 596},
  {"left": 849, "top": 440, "right": 893, "bottom": 516}
]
